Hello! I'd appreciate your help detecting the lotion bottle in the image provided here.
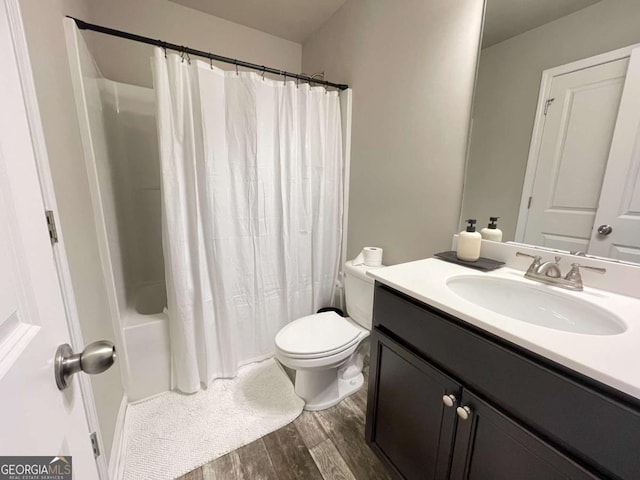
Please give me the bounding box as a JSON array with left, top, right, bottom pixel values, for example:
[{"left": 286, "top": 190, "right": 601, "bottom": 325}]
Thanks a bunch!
[
  {"left": 480, "top": 216, "right": 503, "bottom": 242},
  {"left": 457, "top": 219, "right": 482, "bottom": 262}
]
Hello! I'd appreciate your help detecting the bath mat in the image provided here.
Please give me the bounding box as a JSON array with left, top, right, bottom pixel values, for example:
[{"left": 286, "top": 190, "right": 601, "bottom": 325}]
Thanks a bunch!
[{"left": 121, "top": 358, "right": 304, "bottom": 479}]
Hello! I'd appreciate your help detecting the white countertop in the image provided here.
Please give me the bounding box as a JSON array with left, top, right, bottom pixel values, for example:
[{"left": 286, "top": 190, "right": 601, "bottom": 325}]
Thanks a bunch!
[{"left": 368, "top": 258, "right": 640, "bottom": 400}]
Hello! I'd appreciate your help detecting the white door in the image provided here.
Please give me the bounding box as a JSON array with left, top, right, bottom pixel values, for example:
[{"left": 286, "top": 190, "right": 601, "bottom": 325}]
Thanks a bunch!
[
  {"left": 522, "top": 58, "right": 629, "bottom": 251},
  {"left": 0, "top": 4, "right": 98, "bottom": 478},
  {"left": 589, "top": 48, "right": 640, "bottom": 262}
]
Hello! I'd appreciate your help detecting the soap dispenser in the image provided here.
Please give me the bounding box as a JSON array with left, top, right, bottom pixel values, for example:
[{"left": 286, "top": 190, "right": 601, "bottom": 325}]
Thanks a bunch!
[
  {"left": 457, "top": 219, "right": 482, "bottom": 262},
  {"left": 480, "top": 216, "right": 503, "bottom": 242}
]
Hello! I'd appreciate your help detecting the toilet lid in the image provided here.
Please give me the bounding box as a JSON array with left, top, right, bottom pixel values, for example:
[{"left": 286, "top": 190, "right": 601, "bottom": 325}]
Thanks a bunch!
[{"left": 275, "top": 312, "right": 363, "bottom": 357}]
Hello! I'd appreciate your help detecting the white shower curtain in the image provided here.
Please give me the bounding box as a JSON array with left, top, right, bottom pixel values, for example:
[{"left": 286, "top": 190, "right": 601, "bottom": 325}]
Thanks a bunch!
[{"left": 153, "top": 49, "right": 344, "bottom": 393}]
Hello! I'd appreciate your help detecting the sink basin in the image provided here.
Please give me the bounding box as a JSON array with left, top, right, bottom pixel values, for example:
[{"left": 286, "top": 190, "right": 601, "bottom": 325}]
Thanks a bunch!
[{"left": 446, "top": 276, "right": 626, "bottom": 335}]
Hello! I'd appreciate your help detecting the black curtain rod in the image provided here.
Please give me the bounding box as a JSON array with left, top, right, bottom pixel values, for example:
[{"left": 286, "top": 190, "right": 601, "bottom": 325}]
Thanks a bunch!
[{"left": 67, "top": 16, "right": 349, "bottom": 91}]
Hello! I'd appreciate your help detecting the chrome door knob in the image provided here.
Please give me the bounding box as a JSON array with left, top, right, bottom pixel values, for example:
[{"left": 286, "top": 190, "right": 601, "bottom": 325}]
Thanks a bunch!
[
  {"left": 597, "top": 224, "right": 613, "bottom": 235},
  {"left": 456, "top": 405, "right": 472, "bottom": 420},
  {"left": 55, "top": 341, "right": 116, "bottom": 390},
  {"left": 442, "top": 394, "right": 456, "bottom": 408}
]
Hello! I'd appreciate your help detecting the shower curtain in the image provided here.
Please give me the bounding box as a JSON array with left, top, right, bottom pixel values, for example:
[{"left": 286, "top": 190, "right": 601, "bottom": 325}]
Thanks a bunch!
[{"left": 153, "top": 49, "right": 344, "bottom": 394}]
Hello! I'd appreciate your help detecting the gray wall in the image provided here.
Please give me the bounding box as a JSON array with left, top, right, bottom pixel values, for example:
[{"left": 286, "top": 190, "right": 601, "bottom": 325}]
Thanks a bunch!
[
  {"left": 303, "top": 0, "right": 484, "bottom": 265},
  {"left": 462, "top": 0, "right": 640, "bottom": 241},
  {"left": 84, "top": 0, "right": 301, "bottom": 88}
]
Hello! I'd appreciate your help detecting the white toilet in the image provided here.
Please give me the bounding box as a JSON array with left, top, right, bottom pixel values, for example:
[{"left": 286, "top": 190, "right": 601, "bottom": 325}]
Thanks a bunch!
[{"left": 275, "top": 260, "right": 381, "bottom": 411}]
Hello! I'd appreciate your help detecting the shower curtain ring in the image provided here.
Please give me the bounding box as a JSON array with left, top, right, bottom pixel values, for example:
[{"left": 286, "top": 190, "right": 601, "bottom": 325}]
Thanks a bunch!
[
  {"left": 210, "top": 57, "right": 213, "bottom": 70},
  {"left": 235, "top": 62, "right": 239, "bottom": 76},
  {"left": 179, "top": 47, "right": 191, "bottom": 64},
  {"left": 262, "top": 67, "right": 266, "bottom": 81},
  {"left": 296, "top": 77, "right": 299, "bottom": 89}
]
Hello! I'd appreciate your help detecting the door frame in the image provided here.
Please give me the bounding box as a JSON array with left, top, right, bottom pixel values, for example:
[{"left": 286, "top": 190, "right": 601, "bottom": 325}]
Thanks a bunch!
[
  {"left": 3, "top": 1, "right": 108, "bottom": 478},
  {"left": 514, "top": 43, "right": 640, "bottom": 242}
]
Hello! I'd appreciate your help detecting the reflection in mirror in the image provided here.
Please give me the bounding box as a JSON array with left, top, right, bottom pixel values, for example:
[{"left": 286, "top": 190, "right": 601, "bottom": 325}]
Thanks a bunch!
[{"left": 460, "top": 0, "right": 640, "bottom": 264}]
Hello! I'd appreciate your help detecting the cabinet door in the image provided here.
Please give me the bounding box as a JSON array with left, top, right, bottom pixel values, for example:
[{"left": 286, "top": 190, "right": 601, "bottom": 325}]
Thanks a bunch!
[
  {"left": 450, "top": 391, "right": 600, "bottom": 480},
  {"left": 366, "top": 329, "right": 461, "bottom": 480}
]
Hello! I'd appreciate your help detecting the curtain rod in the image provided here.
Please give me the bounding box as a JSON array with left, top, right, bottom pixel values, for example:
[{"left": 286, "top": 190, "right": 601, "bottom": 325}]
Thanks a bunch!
[{"left": 67, "top": 16, "right": 349, "bottom": 91}]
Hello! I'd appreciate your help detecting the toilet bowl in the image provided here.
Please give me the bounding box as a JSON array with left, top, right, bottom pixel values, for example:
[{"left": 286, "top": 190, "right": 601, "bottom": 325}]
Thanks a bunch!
[{"left": 275, "top": 261, "right": 381, "bottom": 411}]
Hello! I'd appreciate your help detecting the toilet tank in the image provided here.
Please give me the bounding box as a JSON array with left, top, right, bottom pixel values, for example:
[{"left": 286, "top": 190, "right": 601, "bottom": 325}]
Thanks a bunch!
[{"left": 344, "top": 261, "right": 384, "bottom": 330}]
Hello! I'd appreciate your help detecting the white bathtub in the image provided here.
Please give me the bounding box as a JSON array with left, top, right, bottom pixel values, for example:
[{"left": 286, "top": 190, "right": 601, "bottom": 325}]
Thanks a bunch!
[{"left": 123, "top": 283, "right": 171, "bottom": 402}]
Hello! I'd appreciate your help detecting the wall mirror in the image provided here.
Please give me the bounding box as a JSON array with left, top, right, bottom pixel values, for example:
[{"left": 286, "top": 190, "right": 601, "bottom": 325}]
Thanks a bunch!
[{"left": 460, "top": 0, "right": 640, "bottom": 265}]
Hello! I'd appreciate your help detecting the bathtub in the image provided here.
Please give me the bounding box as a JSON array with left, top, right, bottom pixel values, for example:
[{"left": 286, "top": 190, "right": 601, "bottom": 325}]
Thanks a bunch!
[{"left": 123, "top": 283, "right": 171, "bottom": 402}]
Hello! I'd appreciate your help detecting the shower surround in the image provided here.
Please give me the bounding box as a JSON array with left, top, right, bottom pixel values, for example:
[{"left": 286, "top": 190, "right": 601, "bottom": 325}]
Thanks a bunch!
[
  {"left": 102, "top": 81, "right": 171, "bottom": 402},
  {"left": 67, "top": 24, "right": 170, "bottom": 402}
]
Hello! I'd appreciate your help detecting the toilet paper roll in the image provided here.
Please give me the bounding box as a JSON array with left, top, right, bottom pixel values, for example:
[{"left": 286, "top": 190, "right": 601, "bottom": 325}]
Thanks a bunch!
[{"left": 352, "top": 247, "right": 383, "bottom": 267}]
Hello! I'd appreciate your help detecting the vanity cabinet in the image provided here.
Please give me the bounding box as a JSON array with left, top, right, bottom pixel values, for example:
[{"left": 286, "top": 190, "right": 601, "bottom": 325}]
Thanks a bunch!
[
  {"left": 366, "top": 284, "right": 640, "bottom": 480},
  {"left": 449, "top": 390, "right": 596, "bottom": 480},
  {"left": 366, "top": 330, "right": 459, "bottom": 480}
]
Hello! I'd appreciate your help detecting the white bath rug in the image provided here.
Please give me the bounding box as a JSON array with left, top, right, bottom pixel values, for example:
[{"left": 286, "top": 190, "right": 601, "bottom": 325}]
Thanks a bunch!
[{"left": 122, "top": 358, "right": 304, "bottom": 480}]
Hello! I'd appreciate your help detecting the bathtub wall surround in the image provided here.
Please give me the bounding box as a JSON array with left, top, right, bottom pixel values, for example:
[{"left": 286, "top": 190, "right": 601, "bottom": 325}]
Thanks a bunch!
[
  {"left": 66, "top": 20, "right": 171, "bottom": 403},
  {"left": 101, "top": 80, "right": 172, "bottom": 402}
]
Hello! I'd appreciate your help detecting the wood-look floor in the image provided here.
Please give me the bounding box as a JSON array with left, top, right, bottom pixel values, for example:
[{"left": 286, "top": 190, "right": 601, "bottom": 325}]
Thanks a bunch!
[{"left": 178, "top": 366, "right": 393, "bottom": 480}]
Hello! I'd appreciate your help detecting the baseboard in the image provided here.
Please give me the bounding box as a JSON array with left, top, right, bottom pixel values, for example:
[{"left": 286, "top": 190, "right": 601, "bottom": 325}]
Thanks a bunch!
[{"left": 108, "top": 395, "right": 128, "bottom": 480}]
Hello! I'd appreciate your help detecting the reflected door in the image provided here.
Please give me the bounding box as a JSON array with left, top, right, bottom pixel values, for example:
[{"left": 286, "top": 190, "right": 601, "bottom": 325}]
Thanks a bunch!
[
  {"left": 522, "top": 57, "right": 628, "bottom": 251},
  {"left": 589, "top": 48, "right": 640, "bottom": 262}
]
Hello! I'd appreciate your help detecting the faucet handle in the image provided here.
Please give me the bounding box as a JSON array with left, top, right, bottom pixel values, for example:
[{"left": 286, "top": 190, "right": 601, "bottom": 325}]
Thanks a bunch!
[
  {"left": 570, "top": 263, "right": 606, "bottom": 274},
  {"left": 564, "top": 263, "right": 606, "bottom": 290},
  {"left": 516, "top": 252, "right": 542, "bottom": 275}
]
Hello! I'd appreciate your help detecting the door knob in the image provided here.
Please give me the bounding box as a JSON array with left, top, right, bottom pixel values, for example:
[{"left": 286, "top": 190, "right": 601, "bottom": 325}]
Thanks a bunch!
[
  {"left": 597, "top": 224, "right": 613, "bottom": 235},
  {"left": 456, "top": 405, "right": 472, "bottom": 421},
  {"left": 55, "top": 341, "right": 116, "bottom": 390},
  {"left": 442, "top": 394, "right": 457, "bottom": 408}
]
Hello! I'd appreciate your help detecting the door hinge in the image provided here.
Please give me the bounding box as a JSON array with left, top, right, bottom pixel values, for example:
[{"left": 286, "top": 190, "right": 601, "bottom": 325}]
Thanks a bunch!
[
  {"left": 90, "top": 432, "right": 100, "bottom": 458},
  {"left": 527, "top": 196, "right": 533, "bottom": 209},
  {"left": 544, "top": 98, "right": 555, "bottom": 115},
  {"left": 45, "top": 210, "right": 58, "bottom": 244}
]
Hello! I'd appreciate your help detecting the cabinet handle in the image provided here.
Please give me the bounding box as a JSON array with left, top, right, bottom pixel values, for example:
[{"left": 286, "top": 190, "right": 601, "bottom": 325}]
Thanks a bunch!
[
  {"left": 456, "top": 406, "right": 472, "bottom": 420},
  {"left": 442, "top": 394, "right": 456, "bottom": 408}
]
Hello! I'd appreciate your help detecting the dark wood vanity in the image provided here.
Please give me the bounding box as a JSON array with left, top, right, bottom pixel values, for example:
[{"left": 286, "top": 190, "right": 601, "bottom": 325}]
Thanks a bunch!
[{"left": 365, "top": 283, "right": 640, "bottom": 480}]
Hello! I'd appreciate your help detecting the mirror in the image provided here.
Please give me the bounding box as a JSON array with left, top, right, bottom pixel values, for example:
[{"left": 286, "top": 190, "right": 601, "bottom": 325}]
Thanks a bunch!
[{"left": 460, "top": 0, "right": 640, "bottom": 265}]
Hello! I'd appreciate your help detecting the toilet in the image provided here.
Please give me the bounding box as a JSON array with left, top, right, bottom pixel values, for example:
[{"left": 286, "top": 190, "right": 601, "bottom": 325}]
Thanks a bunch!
[{"left": 275, "top": 260, "right": 381, "bottom": 411}]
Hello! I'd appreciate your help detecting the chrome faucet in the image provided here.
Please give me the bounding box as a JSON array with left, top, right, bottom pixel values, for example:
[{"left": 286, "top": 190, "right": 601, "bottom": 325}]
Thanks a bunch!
[
  {"left": 537, "top": 256, "right": 562, "bottom": 278},
  {"left": 515, "top": 252, "right": 606, "bottom": 291}
]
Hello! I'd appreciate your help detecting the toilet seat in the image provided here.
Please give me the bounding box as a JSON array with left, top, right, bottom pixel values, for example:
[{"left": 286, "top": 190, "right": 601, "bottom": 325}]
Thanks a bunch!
[
  {"left": 274, "top": 260, "right": 382, "bottom": 411},
  {"left": 275, "top": 311, "right": 366, "bottom": 359}
]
